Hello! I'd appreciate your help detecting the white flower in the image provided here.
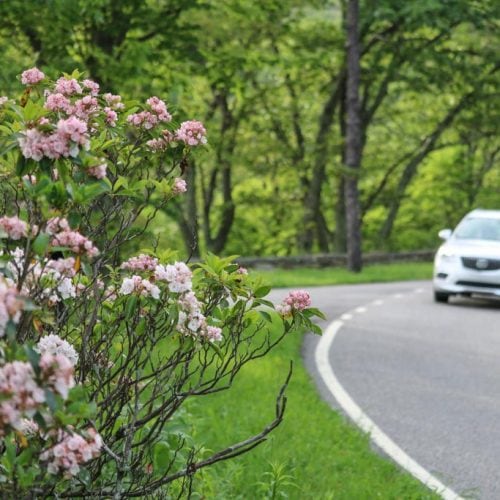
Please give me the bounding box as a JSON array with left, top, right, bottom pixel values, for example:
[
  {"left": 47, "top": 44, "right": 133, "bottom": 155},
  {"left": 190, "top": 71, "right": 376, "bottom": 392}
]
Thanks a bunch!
[
  {"left": 57, "top": 277, "right": 76, "bottom": 299},
  {"left": 149, "top": 284, "right": 160, "bottom": 299},
  {"left": 37, "top": 334, "right": 79, "bottom": 366},
  {"left": 120, "top": 277, "right": 135, "bottom": 295}
]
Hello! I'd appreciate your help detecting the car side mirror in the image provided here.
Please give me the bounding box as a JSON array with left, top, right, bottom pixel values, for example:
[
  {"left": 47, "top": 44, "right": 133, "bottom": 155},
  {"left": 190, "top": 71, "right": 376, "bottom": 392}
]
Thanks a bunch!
[{"left": 438, "top": 229, "right": 452, "bottom": 240}]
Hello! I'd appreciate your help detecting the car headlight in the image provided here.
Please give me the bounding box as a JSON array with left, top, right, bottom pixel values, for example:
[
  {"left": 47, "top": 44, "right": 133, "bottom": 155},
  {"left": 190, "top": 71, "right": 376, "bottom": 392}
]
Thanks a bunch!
[{"left": 437, "top": 252, "right": 459, "bottom": 263}]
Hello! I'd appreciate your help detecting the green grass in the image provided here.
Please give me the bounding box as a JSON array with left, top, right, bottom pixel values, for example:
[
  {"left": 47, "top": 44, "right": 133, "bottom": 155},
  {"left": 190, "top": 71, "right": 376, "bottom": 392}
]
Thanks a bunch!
[
  {"left": 186, "top": 262, "right": 439, "bottom": 499},
  {"left": 253, "top": 261, "right": 433, "bottom": 288}
]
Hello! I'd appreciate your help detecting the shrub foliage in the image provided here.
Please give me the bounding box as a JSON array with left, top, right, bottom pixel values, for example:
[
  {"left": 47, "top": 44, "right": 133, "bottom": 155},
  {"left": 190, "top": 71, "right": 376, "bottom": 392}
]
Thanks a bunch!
[{"left": 0, "top": 69, "right": 322, "bottom": 497}]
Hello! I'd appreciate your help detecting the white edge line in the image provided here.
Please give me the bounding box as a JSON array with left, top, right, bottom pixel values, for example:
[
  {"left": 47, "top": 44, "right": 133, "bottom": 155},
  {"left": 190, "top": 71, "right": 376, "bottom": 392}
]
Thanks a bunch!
[{"left": 315, "top": 319, "right": 464, "bottom": 500}]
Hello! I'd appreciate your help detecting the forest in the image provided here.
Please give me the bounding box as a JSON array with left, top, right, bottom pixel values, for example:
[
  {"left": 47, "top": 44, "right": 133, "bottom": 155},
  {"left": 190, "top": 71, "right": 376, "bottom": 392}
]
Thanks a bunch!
[{"left": 1, "top": 0, "right": 498, "bottom": 263}]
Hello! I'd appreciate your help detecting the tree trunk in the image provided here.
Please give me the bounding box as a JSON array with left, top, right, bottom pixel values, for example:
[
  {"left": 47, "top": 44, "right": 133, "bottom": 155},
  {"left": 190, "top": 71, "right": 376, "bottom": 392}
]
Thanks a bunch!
[
  {"left": 180, "top": 162, "right": 200, "bottom": 258},
  {"left": 200, "top": 90, "right": 237, "bottom": 255},
  {"left": 335, "top": 177, "right": 347, "bottom": 252},
  {"left": 299, "top": 70, "right": 345, "bottom": 253},
  {"left": 344, "top": 0, "right": 363, "bottom": 272}
]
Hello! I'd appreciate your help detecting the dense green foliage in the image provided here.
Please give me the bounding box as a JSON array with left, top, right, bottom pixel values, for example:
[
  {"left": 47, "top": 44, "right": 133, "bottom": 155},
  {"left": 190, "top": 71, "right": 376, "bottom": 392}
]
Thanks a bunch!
[{"left": 0, "top": 0, "right": 498, "bottom": 258}]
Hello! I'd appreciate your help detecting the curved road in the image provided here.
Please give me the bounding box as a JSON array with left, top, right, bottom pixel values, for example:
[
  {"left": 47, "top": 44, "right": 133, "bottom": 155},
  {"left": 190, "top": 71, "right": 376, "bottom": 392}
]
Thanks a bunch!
[{"left": 271, "top": 281, "right": 500, "bottom": 499}]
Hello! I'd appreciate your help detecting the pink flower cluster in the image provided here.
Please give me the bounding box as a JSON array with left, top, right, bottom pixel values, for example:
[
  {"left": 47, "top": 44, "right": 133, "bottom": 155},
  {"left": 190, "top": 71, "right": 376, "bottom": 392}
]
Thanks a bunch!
[
  {"left": 0, "top": 215, "right": 28, "bottom": 240},
  {"left": 54, "top": 77, "right": 82, "bottom": 96},
  {"left": 146, "top": 130, "right": 175, "bottom": 152},
  {"left": 51, "top": 229, "right": 99, "bottom": 258},
  {"left": 18, "top": 116, "right": 90, "bottom": 161},
  {"left": 146, "top": 96, "right": 172, "bottom": 122},
  {"left": 20, "top": 418, "right": 40, "bottom": 437},
  {"left": 21, "top": 67, "right": 45, "bottom": 85},
  {"left": 72, "top": 95, "right": 99, "bottom": 121},
  {"left": 37, "top": 334, "right": 78, "bottom": 366},
  {"left": 177, "top": 291, "right": 222, "bottom": 341},
  {"left": 46, "top": 256, "right": 76, "bottom": 277},
  {"left": 103, "top": 93, "right": 124, "bottom": 110},
  {"left": 146, "top": 138, "right": 166, "bottom": 151},
  {"left": 4, "top": 246, "right": 79, "bottom": 305},
  {"left": 203, "top": 325, "right": 223, "bottom": 342},
  {"left": 127, "top": 111, "right": 158, "bottom": 129},
  {"left": 46, "top": 216, "right": 70, "bottom": 235},
  {"left": 16, "top": 70, "right": 125, "bottom": 168},
  {"left": 57, "top": 116, "right": 89, "bottom": 146},
  {"left": 104, "top": 107, "right": 117, "bottom": 126},
  {"left": 45, "top": 93, "right": 71, "bottom": 113},
  {"left": 172, "top": 178, "right": 187, "bottom": 195},
  {"left": 0, "top": 351, "right": 75, "bottom": 435},
  {"left": 176, "top": 120, "right": 207, "bottom": 146},
  {"left": 121, "top": 254, "right": 159, "bottom": 272},
  {"left": 0, "top": 362, "right": 45, "bottom": 434},
  {"left": 39, "top": 353, "right": 75, "bottom": 398},
  {"left": 88, "top": 162, "right": 107, "bottom": 179},
  {"left": 40, "top": 428, "right": 102, "bottom": 478},
  {"left": 276, "top": 290, "right": 311, "bottom": 316},
  {"left": 127, "top": 96, "right": 171, "bottom": 130},
  {"left": 119, "top": 275, "right": 160, "bottom": 299},
  {"left": 154, "top": 261, "right": 192, "bottom": 293},
  {"left": 0, "top": 279, "right": 24, "bottom": 337},
  {"left": 118, "top": 256, "right": 222, "bottom": 341},
  {"left": 83, "top": 79, "right": 100, "bottom": 95}
]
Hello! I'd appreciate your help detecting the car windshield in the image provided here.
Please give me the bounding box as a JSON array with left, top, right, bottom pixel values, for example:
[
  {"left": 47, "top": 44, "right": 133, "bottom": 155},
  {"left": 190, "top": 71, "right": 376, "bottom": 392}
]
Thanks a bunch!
[{"left": 454, "top": 217, "right": 500, "bottom": 241}]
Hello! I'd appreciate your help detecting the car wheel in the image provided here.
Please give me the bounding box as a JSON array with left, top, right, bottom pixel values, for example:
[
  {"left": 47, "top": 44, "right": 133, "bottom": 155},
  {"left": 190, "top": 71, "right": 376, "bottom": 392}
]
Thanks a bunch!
[{"left": 434, "top": 291, "right": 450, "bottom": 303}]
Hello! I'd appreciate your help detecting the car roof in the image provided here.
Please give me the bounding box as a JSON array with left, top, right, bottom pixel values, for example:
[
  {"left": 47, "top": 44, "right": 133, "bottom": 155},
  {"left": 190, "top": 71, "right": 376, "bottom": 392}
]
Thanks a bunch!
[{"left": 464, "top": 209, "right": 500, "bottom": 220}]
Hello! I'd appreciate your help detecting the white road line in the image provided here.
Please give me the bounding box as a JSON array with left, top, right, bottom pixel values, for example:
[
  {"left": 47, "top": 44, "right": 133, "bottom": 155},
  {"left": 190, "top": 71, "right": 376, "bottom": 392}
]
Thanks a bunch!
[
  {"left": 315, "top": 319, "right": 464, "bottom": 500},
  {"left": 340, "top": 313, "right": 353, "bottom": 321},
  {"left": 355, "top": 306, "right": 367, "bottom": 313},
  {"left": 414, "top": 288, "right": 424, "bottom": 294},
  {"left": 393, "top": 293, "right": 404, "bottom": 298},
  {"left": 372, "top": 299, "right": 384, "bottom": 306}
]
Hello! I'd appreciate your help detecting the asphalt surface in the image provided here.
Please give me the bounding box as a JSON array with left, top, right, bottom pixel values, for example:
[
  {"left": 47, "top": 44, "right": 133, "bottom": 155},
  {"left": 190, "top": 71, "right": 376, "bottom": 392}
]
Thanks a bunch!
[{"left": 270, "top": 281, "right": 500, "bottom": 499}]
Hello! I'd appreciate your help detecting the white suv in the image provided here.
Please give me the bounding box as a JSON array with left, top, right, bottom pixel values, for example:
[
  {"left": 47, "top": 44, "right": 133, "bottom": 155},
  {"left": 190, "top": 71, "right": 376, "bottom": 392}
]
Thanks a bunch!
[{"left": 433, "top": 209, "right": 500, "bottom": 303}]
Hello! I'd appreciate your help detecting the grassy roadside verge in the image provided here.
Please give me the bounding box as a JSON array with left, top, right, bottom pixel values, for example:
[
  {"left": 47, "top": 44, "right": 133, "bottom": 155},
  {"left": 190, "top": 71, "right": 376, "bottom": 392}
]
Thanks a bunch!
[
  {"left": 253, "top": 261, "right": 433, "bottom": 287},
  {"left": 188, "top": 262, "right": 439, "bottom": 499}
]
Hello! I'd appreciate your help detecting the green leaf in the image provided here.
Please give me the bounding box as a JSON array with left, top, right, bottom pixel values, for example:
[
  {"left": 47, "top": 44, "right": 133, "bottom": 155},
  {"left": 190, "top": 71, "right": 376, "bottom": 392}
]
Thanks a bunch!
[
  {"left": 136, "top": 317, "right": 146, "bottom": 336},
  {"left": 24, "top": 345, "right": 40, "bottom": 373},
  {"left": 68, "top": 384, "right": 87, "bottom": 402},
  {"left": 4, "top": 440, "right": 16, "bottom": 470},
  {"left": 309, "top": 323, "right": 322, "bottom": 335},
  {"left": 259, "top": 310, "right": 272, "bottom": 322},
  {"left": 207, "top": 340, "right": 224, "bottom": 361},
  {"left": 253, "top": 298, "right": 274, "bottom": 308},
  {"left": 16, "top": 449, "right": 33, "bottom": 467},
  {"left": 125, "top": 295, "right": 138, "bottom": 319},
  {"left": 5, "top": 321, "right": 17, "bottom": 342},
  {"left": 78, "top": 180, "right": 110, "bottom": 202},
  {"left": 77, "top": 467, "right": 91, "bottom": 486},
  {"left": 68, "top": 211, "right": 81, "bottom": 229},
  {"left": 18, "top": 466, "right": 39, "bottom": 488},
  {"left": 32, "top": 232, "right": 50, "bottom": 255},
  {"left": 254, "top": 286, "right": 271, "bottom": 298},
  {"left": 44, "top": 389, "right": 59, "bottom": 412},
  {"left": 15, "top": 153, "right": 30, "bottom": 177},
  {"left": 306, "top": 308, "right": 326, "bottom": 320}
]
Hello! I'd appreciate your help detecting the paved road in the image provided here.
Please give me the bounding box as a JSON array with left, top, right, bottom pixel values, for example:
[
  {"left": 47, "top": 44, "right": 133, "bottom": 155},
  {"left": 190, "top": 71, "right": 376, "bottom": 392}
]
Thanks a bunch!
[{"left": 271, "top": 282, "right": 500, "bottom": 499}]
